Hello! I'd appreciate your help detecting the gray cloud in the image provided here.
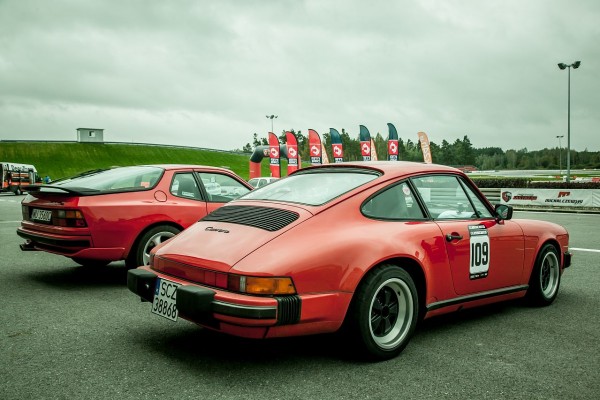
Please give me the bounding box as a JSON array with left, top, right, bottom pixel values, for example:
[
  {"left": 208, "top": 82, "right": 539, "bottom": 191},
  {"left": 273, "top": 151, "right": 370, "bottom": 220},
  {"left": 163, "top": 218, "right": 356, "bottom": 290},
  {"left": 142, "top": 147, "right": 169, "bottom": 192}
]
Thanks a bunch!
[{"left": 1, "top": 0, "right": 598, "bottom": 152}]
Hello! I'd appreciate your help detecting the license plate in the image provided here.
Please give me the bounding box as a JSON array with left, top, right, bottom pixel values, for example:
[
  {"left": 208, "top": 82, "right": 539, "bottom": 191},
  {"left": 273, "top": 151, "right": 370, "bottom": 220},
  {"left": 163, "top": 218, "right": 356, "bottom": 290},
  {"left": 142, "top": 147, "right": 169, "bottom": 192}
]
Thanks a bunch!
[
  {"left": 151, "top": 278, "right": 180, "bottom": 322},
  {"left": 31, "top": 209, "right": 52, "bottom": 222}
]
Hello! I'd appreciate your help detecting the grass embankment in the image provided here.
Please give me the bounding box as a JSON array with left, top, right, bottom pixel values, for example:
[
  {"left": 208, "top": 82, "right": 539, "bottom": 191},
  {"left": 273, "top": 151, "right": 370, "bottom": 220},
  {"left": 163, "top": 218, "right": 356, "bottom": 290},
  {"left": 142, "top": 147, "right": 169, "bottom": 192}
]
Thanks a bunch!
[{"left": 0, "top": 142, "right": 273, "bottom": 180}]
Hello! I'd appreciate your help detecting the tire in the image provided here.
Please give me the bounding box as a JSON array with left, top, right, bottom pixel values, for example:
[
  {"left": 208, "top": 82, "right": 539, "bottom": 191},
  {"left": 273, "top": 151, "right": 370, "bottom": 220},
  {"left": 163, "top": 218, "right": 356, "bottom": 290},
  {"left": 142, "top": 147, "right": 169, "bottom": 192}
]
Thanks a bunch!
[
  {"left": 14, "top": 187, "right": 23, "bottom": 196},
  {"left": 126, "top": 225, "right": 180, "bottom": 269},
  {"left": 346, "top": 264, "right": 419, "bottom": 361},
  {"left": 72, "top": 258, "right": 111, "bottom": 268},
  {"left": 526, "top": 243, "right": 561, "bottom": 306}
]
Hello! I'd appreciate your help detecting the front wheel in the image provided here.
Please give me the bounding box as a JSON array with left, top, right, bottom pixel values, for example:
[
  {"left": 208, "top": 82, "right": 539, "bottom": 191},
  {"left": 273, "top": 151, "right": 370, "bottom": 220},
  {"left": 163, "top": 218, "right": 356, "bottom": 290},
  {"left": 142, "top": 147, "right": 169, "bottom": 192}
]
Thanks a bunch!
[
  {"left": 126, "top": 225, "right": 180, "bottom": 269},
  {"left": 526, "top": 244, "right": 561, "bottom": 306},
  {"left": 346, "top": 264, "right": 419, "bottom": 361}
]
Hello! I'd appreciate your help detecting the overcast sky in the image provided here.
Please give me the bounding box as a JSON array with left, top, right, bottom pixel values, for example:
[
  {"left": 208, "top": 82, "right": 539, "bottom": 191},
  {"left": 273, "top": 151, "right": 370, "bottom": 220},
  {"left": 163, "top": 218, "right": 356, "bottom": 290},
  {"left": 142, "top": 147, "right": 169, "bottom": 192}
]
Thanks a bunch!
[{"left": 1, "top": 0, "right": 598, "bottom": 153}]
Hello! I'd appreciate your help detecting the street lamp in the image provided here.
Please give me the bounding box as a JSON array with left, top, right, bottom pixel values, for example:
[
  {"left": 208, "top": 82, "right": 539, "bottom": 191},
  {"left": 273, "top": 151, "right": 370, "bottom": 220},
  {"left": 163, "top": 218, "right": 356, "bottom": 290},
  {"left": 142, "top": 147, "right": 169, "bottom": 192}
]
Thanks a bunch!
[
  {"left": 266, "top": 115, "right": 278, "bottom": 133},
  {"left": 557, "top": 61, "right": 581, "bottom": 183},
  {"left": 556, "top": 135, "right": 564, "bottom": 175}
]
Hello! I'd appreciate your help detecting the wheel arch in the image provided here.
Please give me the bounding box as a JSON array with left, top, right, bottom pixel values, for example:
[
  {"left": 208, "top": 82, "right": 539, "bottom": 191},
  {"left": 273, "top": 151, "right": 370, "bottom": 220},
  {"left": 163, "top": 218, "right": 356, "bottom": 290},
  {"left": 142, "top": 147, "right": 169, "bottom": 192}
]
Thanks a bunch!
[
  {"left": 346, "top": 256, "right": 427, "bottom": 321},
  {"left": 125, "top": 220, "right": 185, "bottom": 259}
]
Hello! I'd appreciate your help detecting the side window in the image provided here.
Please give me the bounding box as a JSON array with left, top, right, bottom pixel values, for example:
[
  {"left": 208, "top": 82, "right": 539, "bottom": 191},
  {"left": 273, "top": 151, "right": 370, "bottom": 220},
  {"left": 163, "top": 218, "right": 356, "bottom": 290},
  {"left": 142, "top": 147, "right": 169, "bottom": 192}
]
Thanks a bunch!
[
  {"left": 196, "top": 172, "right": 251, "bottom": 203},
  {"left": 362, "top": 182, "right": 426, "bottom": 220},
  {"left": 411, "top": 175, "right": 478, "bottom": 219},
  {"left": 170, "top": 173, "right": 202, "bottom": 200},
  {"left": 459, "top": 180, "right": 493, "bottom": 218}
]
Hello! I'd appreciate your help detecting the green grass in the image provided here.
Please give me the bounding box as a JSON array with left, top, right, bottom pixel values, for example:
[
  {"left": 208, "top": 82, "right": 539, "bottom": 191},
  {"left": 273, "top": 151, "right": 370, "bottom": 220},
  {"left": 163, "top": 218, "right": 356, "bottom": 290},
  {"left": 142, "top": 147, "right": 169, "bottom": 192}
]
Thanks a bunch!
[{"left": 0, "top": 142, "right": 280, "bottom": 181}]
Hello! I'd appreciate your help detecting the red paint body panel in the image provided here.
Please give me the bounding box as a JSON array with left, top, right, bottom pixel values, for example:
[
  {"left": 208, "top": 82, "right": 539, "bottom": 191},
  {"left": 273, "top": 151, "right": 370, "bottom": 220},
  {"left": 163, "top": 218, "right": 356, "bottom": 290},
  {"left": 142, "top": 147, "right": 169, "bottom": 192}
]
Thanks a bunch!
[{"left": 133, "top": 161, "right": 570, "bottom": 341}]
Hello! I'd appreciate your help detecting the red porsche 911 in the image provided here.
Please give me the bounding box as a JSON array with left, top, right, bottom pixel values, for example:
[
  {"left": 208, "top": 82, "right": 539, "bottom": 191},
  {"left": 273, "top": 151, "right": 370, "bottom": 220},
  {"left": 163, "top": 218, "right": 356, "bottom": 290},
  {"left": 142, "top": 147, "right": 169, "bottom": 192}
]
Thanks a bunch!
[
  {"left": 18, "top": 165, "right": 252, "bottom": 268},
  {"left": 128, "top": 162, "right": 571, "bottom": 360}
]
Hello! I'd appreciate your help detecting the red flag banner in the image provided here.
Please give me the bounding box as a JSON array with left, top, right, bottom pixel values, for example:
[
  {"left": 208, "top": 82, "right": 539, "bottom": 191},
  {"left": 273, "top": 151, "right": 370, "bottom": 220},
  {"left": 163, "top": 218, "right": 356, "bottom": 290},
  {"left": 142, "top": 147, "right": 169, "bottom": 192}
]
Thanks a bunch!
[
  {"left": 308, "top": 129, "right": 322, "bottom": 165},
  {"left": 359, "top": 125, "right": 371, "bottom": 161},
  {"left": 268, "top": 132, "right": 281, "bottom": 177},
  {"left": 388, "top": 140, "right": 399, "bottom": 160},
  {"left": 330, "top": 128, "right": 344, "bottom": 163},
  {"left": 285, "top": 131, "right": 299, "bottom": 175},
  {"left": 417, "top": 131, "right": 432, "bottom": 164}
]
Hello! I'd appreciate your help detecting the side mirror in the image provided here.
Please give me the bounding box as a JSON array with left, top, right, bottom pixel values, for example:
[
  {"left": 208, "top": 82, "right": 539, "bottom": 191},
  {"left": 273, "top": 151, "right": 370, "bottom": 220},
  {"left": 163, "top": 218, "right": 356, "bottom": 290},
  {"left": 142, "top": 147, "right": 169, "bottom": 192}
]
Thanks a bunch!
[{"left": 495, "top": 204, "right": 513, "bottom": 220}]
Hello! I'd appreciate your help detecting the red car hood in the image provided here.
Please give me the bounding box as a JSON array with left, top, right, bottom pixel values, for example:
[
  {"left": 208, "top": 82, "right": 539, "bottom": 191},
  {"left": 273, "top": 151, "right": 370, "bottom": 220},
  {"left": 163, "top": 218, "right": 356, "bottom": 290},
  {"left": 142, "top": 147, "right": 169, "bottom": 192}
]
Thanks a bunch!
[{"left": 152, "top": 202, "right": 314, "bottom": 277}]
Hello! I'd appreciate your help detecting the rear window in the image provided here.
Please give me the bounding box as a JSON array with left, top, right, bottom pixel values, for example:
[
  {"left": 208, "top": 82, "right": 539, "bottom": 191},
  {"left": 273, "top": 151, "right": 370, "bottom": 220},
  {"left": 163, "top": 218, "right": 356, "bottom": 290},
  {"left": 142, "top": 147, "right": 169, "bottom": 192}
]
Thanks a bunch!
[
  {"left": 53, "top": 166, "right": 163, "bottom": 191},
  {"left": 241, "top": 171, "right": 379, "bottom": 206}
]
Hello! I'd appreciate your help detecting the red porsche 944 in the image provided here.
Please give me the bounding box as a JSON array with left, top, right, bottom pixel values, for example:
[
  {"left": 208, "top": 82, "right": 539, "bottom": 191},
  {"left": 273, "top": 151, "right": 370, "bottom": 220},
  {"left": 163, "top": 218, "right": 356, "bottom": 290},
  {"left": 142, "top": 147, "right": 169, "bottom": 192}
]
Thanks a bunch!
[
  {"left": 18, "top": 165, "right": 252, "bottom": 268},
  {"left": 128, "top": 162, "right": 571, "bottom": 360}
]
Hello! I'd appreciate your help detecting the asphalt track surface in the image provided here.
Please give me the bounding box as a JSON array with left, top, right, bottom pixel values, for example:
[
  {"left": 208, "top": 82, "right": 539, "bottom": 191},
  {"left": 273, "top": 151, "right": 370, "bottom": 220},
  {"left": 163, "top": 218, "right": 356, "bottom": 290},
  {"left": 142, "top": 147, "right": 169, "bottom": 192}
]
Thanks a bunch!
[{"left": 1, "top": 193, "right": 599, "bottom": 400}]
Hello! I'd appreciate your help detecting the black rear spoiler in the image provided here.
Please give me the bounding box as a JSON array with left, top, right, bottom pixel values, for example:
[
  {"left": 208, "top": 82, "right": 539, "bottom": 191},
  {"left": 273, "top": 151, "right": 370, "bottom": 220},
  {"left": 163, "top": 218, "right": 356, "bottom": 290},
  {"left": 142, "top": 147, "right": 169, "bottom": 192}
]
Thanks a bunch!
[{"left": 23, "top": 185, "right": 101, "bottom": 196}]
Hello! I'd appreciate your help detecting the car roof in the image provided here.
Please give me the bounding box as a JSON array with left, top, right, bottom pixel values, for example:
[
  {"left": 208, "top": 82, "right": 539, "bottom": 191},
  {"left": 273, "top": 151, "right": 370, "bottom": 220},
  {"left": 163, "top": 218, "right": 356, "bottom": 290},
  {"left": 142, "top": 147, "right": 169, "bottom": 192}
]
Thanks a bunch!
[
  {"left": 294, "top": 161, "right": 461, "bottom": 177},
  {"left": 129, "top": 164, "right": 234, "bottom": 172}
]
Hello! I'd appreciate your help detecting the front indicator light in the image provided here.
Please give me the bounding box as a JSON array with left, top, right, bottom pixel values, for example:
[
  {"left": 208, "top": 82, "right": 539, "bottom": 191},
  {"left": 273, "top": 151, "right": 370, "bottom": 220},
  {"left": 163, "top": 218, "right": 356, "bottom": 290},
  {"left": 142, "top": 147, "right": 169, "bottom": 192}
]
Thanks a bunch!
[{"left": 228, "top": 275, "right": 296, "bottom": 295}]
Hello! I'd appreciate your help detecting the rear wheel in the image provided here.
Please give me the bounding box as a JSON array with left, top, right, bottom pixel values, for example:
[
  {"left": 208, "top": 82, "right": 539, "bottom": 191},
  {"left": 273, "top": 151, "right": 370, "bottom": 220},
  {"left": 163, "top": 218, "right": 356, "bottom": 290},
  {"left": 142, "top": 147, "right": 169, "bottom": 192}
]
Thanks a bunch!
[
  {"left": 14, "top": 187, "right": 23, "bottom": 195},
  {"left": 72, "top": 258, "right": 111, "bottom": 268},
  {"left": 526, "top": 243, "right": 561, "bottom": 306},
  {"left": 346, "top": 264, "right": 419, "bottom": 361},
  {"left": 126, "top": 225, "right": 180, "bottom": 269}
]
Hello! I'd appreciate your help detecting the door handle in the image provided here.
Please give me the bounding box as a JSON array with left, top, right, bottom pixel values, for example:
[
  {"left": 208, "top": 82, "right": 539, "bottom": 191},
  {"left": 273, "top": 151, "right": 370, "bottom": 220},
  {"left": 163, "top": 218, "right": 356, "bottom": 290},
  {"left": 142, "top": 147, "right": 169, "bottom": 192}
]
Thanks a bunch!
[{"left": 445, "top": 233, "right": 463, "bottom": 242}]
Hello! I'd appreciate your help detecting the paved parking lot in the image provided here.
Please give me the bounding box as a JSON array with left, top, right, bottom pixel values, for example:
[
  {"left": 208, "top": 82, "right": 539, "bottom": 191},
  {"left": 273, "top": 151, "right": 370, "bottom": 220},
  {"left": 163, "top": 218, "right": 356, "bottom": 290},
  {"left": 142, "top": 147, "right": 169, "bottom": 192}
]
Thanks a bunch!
[{"left": 1, "top": 194, "right": 599, "bottom": 400}]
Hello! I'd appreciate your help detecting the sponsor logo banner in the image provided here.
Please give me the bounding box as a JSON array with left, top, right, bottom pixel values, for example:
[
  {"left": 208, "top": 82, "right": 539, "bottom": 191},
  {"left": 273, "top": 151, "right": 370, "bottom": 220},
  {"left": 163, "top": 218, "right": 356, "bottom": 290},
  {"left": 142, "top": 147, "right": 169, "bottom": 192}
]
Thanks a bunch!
[{"left": 500, "top": 188, "right": 598, "bottom": 207}]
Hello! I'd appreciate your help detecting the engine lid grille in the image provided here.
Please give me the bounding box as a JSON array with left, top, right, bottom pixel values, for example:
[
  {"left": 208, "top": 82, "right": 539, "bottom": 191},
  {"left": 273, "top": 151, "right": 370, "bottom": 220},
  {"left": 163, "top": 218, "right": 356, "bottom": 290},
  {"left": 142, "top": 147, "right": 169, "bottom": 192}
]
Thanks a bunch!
[{"left": 202, "top": 205, "right": 300, "bottom": 232}]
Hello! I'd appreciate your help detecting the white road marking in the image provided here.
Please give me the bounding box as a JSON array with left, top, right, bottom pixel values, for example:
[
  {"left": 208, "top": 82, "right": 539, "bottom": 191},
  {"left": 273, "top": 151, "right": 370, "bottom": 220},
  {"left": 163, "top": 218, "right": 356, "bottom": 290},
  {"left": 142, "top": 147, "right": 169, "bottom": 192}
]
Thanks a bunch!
[
  {"left": 0, "top": 221, "right": 21, "bottom": 224},
  {"left": 570, "top": 248, "right": 600, "bottom": 253}
]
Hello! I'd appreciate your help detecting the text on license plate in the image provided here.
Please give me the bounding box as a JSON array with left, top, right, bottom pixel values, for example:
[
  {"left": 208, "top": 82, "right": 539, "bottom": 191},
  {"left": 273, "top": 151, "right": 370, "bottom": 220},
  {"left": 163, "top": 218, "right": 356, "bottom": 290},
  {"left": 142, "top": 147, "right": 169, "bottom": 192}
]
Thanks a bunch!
[
  {"left": 31, "top": 209, "right": 52, "bottom": 222},
  {"left": 152, "top": 278, "right": 180, "bottom": 322}
]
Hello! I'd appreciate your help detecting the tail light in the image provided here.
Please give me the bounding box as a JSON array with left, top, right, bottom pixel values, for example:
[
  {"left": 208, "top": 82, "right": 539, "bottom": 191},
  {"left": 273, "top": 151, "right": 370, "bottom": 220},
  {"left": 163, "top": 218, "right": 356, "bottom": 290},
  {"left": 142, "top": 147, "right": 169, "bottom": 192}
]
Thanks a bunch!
[{"left": 54, "top": 210, "right": 87, "bottom": 227}]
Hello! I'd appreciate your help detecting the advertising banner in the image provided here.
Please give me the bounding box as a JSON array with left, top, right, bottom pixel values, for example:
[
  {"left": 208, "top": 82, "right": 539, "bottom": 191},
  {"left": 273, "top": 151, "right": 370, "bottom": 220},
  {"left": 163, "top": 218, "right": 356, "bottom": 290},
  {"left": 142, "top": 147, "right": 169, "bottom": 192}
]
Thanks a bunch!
[
  {"left": 321, "top": 144, "right": 330, "bottom": 164},
  {"left": 370, "top": 138, "right": 378, "bottom": 161},
  {"left": 329, "top": 128, "right": 344, "bottom": 163},
  {"left": 387, "top": 123, "right": 399, "bottom": 161},
  {"left": 418, "top": 131, "right": 432, "bottom": 164},
  {"left": 308, "top": 129, "right": 322, "bottom": 165},
  {"left": 268, "top": 132, "right": 281, "bottom": 178},
  {"left": 285, "top": 131, "right": 299, "bottom": 175},
  {"left": 500, "top": 188, "right": 598, "bottom": 207},
  {"left": 359, "top": 125, "right": 371, "bottom": 161}
]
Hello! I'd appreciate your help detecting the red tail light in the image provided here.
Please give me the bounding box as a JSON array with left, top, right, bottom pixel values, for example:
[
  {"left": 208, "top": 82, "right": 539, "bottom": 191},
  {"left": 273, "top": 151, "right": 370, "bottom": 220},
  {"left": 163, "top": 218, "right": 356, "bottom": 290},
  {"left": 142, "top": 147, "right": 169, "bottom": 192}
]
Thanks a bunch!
[{"left": 54, "top": 210, "right": 87, "bottom": 227}]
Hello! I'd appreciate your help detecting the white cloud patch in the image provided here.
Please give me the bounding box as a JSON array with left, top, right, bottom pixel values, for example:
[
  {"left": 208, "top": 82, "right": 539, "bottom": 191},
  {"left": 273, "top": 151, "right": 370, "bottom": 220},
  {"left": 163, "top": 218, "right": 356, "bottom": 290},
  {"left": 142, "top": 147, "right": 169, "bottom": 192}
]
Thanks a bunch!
[{"left": 1, "top": 0, "right": 599, "bottom": 151}]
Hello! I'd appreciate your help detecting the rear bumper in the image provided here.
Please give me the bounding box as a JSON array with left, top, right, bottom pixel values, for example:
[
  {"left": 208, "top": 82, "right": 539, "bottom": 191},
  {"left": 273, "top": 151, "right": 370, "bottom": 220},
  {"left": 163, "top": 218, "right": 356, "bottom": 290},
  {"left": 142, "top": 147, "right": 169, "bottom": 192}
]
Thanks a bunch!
[
  {"left": 128, "top": 268, "right": 351, "bottom": 339},
  {"left": 17, "top": 227, "right": 125, "bottom": 260},
  {"left": 128, "top": 268, "right": 289, "bottom": 324}
]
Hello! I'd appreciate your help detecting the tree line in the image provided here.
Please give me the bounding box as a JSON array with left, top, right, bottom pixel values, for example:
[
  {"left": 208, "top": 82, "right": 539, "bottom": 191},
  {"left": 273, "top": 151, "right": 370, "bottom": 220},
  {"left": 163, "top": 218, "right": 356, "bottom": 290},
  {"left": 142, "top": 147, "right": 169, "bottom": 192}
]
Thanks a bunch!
[{"left": 242, "top": 130, "right": 600, "bottom": 170}]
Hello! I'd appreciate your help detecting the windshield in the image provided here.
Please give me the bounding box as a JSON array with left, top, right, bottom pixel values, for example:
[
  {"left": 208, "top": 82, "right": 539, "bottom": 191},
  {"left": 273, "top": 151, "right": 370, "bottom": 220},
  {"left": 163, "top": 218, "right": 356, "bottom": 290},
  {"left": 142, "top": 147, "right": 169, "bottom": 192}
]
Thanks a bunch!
[
  {"left": 53, "top": 166, "right": 163, "bottom": 191},
  {"left": 241, "top": 171, "right": 379, "bottom": 205}
]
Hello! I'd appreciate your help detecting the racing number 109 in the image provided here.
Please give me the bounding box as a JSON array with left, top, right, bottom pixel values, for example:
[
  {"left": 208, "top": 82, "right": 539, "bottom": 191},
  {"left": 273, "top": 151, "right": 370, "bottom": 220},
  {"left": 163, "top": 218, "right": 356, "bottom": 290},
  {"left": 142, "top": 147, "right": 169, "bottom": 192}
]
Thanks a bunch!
[{"left": 471, "top": 241, "right": 489, "bottom": 267}]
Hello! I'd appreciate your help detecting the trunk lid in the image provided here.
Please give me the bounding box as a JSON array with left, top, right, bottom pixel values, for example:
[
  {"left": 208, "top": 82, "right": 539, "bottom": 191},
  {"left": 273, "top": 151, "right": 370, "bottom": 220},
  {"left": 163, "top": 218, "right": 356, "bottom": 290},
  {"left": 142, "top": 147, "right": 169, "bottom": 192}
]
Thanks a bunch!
[{"left": 152, "top": 202, "right": 314, "bottom": 276}]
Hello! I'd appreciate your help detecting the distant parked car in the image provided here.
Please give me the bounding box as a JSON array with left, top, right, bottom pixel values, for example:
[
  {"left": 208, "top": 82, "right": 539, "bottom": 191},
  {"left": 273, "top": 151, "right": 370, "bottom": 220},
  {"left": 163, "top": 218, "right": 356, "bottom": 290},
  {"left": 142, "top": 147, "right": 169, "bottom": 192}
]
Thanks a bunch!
[
  {"left": 248, "top": 177, "right": 279, "bottom": 188},
  {"left": 17, "top": 165, "right": 252, "bottom": 268}
]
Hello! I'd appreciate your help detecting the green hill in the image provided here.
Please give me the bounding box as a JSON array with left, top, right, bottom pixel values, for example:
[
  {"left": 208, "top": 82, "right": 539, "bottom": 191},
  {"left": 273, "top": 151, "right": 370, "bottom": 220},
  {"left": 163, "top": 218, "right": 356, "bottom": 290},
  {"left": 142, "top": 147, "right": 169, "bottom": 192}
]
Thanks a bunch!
[{"left": 0, "top": 142, "right": 271, "bottom": 180}]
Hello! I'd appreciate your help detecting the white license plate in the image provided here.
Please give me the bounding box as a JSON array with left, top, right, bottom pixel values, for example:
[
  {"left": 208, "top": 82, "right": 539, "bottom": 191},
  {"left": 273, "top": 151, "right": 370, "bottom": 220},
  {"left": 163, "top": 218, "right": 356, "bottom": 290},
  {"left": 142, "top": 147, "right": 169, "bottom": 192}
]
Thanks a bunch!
[
  {"left": 151, "top": 278, "right": 180, "bottom": 322},
  {"left": 31, "top": 209, "right": 52, "bottom": 222}
]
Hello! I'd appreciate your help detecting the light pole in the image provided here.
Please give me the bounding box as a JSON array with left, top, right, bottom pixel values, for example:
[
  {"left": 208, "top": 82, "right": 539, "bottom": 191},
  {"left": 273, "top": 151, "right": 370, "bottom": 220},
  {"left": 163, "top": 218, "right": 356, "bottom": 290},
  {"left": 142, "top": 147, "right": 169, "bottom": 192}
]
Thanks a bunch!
[
  {"left": 557, "top": 61, "right": 581, "bottom": 183},
  {"left": 266, "top": 115, "right": 278, "bottom": 133},
  {"left": 556, "top": 135, "right": 564, "bottom": 175}
]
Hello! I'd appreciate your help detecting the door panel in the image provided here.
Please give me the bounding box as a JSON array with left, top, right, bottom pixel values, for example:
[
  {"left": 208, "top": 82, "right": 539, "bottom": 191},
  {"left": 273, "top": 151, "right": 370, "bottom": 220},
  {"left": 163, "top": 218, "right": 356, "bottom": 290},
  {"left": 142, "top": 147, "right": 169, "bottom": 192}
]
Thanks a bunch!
[{"left": 436, "top": 219, "right": 524, "bottom": 295}]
